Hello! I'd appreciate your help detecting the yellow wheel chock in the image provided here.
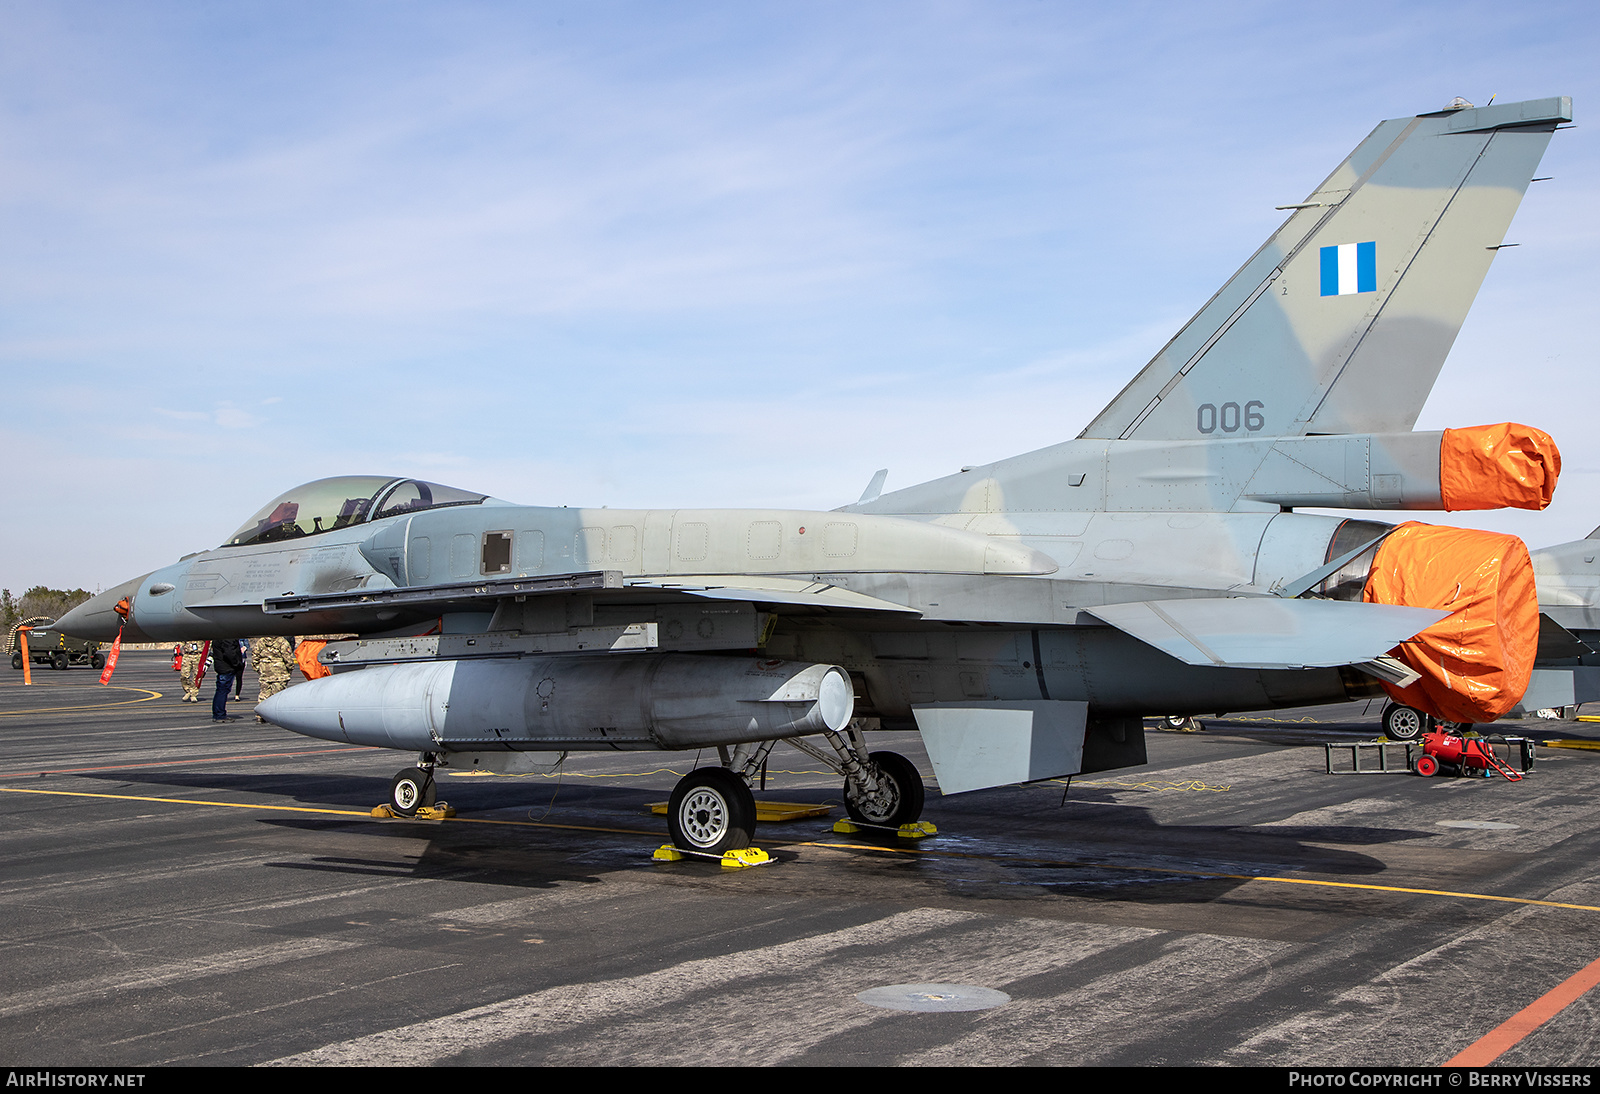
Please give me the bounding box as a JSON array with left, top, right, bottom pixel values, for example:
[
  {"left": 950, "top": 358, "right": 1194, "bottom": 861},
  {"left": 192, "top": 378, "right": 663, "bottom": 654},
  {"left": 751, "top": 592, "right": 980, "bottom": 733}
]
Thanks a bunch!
[
  {"left": 832, "top": 818, "right": 937, "bottom": 839},
  {"left": 652, "top": 844, "right": 772, "bottom": 869},
  {"left": 370, "top": 802, "right": 456, "bottom": 819}
]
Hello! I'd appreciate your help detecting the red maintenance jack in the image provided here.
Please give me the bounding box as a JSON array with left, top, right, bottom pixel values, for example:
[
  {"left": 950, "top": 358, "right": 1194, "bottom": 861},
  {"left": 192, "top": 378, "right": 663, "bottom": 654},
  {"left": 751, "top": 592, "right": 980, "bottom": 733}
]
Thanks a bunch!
[{"left": 1414, "top": 730, "right": 1529, "bottom": 781}]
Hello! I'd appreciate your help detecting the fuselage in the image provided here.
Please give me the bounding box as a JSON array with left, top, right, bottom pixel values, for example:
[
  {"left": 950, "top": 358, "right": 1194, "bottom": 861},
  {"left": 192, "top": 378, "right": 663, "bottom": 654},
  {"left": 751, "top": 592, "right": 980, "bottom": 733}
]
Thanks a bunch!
[{"left": 62, "top": 482, "right": 1377, "bottom": 721}]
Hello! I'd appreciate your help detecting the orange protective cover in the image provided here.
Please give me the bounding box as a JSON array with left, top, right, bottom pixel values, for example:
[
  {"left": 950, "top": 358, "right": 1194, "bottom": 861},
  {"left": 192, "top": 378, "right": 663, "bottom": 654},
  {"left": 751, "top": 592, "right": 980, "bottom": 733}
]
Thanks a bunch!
[
  {"left": 296, "top": 640, "right": 331, "bottom": 680},
  {"left": 1362, "top": 522, "right": 1538, "bottom": 723},
  {"left": 1440, "top": 423, "right": 1560, "bottom": 511}
]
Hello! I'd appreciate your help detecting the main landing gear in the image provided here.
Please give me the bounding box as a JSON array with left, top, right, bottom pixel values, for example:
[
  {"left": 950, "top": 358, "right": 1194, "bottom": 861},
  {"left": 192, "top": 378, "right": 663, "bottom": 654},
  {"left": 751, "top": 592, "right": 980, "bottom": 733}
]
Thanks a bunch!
[
  {"left": 388, "top": 756, "right": 438, "bottom": 817},
  {"left": 662, "top": 727, "right": 929, "bottom": 855},
  {"left": 841, "top": 749, "right": 925, "bottom": 828},
  {"left": 789, "top": 726, "right": 926, "bottom": 832},
  {"left": 1380, "top": 702, "right": 1471, "bottom": 743},
  {"left": 667, "top": 767, "right": 756, "bottom": 855},
  {"left": 1381, "top": 702, "right": 1428, "bottom": 741}
]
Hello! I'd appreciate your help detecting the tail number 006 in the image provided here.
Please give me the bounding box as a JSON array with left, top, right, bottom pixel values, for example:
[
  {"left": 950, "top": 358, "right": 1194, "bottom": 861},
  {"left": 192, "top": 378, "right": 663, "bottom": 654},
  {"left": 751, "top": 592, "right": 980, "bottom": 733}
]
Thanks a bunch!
[{"left": 1197, "top": 401, "right": 1264, "bottom": 435}]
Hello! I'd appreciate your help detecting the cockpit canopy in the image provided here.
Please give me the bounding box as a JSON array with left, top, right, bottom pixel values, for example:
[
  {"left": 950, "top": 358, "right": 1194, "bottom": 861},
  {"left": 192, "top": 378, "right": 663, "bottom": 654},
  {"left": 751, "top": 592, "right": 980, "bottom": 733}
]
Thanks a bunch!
[{"left": 223, "top": 476, "right": 489, "bottom": 547}]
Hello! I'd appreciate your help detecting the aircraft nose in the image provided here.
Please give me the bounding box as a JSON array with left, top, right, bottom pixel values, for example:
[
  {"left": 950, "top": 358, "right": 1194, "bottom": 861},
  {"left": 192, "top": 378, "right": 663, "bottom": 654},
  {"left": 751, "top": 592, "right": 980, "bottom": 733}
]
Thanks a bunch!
[{"left": 56, "top": 574, "right": 154, "bottom": 641}]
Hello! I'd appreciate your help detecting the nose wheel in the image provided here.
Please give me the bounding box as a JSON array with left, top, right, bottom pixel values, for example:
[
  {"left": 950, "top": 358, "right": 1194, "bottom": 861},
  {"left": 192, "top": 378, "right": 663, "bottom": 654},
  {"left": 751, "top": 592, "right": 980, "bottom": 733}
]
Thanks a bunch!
[{"left": 667, "top": 767, "right": 756, "bottom": 855}]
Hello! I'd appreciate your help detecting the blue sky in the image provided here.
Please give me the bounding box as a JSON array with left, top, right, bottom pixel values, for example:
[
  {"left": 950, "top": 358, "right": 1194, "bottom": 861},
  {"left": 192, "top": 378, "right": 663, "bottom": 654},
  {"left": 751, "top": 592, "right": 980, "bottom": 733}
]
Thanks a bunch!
[{"left": 3, "top": 1, "right": 1596, "bottom": 591}]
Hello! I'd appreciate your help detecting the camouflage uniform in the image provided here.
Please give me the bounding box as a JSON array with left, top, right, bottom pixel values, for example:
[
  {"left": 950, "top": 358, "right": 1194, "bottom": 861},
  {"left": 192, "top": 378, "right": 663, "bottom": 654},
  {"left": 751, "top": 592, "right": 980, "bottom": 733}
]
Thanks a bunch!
[
  {"left": 251, "top": 635, "right": 296, "bottom": 723},
  {"left": 179, "top": 641, "right": 204, "bottom": 702}
]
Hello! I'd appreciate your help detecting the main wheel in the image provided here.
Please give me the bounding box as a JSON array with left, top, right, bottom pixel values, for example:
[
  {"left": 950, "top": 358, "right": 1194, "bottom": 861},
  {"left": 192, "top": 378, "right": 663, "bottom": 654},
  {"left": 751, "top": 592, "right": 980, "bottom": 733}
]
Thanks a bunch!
[
  {"left": 1162, "top": 714, "right": 1203, "bottom": 733},
  {"left": 389, "top": 768, "right": 436, "bottom": 817},
  {"left": 1415, "top": 754, "right": 1440, "bottom": 777},
  {"left": 91, "top": 652, "right": 106, "bottom": 670},
  {"left": 51, "top": 651, "right": 69, "bottom": 671},
  {"left": 844, "top": 750, "right": 926, "bottom": 828},
  {"left": 10, "top": 653, "right": 20, "bottom": 670},
  {"left": 1382, "top": 702, "right": 1428, "bottom": 742},
  {"left": 668, "top": 767, "right": 756, "bottom": 855}
]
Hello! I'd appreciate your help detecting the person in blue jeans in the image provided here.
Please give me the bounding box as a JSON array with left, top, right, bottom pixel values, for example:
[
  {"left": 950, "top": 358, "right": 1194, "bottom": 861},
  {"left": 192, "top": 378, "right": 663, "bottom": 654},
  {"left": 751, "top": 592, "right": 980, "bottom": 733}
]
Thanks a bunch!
[{"left": 211, "top": 637, "right": 245, "bottom": 721}]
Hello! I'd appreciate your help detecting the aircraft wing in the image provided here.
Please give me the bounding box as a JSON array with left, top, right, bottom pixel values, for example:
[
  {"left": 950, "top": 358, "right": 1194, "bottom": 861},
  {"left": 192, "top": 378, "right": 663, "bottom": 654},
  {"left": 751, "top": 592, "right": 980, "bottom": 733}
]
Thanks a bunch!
[
  {"left": 263, "top": 570, "right": 920, "bottom": 619},
  {"left": 1087, "top": 597, "right": 1448, "bottom": 669},
  {"left": 622, "top": 576, "right": 920, "bottom": 615},
  {"left": 263, "top": 571, "right": 624, "bottom": 617}
]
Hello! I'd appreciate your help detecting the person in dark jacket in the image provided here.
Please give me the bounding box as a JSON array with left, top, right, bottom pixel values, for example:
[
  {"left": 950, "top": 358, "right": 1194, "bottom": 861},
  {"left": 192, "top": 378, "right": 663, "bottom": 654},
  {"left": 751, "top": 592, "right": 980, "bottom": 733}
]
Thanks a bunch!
[{"left": 211, "top": 638, "right": 245, "bottom": 721}]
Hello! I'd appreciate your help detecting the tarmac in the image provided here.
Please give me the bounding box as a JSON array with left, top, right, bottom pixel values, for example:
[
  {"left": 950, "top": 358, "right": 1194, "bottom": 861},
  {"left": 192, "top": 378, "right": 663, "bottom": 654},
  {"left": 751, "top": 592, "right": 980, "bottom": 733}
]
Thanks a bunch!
[{"left": 3, "top": 650, "right": 1600, "bottom": 1066}]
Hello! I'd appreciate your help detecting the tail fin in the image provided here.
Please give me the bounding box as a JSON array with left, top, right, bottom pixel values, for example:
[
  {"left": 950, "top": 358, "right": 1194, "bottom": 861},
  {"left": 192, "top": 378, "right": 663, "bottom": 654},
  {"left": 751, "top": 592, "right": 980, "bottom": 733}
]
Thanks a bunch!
[{"left": 1079, "top": 97, "right": 1569, "bottom": 442}]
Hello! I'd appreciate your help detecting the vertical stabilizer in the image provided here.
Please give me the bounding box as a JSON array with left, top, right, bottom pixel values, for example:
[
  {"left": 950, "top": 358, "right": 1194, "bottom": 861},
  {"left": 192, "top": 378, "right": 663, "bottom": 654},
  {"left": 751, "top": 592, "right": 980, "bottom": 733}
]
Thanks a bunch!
[{"left": 1079, "top": 97, "right": 1569, "bottom": 442}]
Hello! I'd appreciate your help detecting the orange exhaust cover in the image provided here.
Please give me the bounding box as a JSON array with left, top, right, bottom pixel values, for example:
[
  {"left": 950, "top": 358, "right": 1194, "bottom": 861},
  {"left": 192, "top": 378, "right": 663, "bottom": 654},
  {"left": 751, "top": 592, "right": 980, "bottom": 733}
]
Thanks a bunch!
[
  {"left": 1363, "top": 522, "right": 1538, "bottom": 724},
  {"left": 1440, "top": 423, "right": 1560, "bottom": 511}
]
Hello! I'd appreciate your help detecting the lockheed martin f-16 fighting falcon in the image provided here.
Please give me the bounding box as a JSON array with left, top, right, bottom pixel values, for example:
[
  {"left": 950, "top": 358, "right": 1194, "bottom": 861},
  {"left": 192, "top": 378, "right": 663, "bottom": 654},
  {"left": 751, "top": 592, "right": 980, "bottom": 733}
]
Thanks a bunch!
[
  {"left": 1500, "top": 532, "right": 1600, "bottom": 719},
  {"left": 62, "top": 97, "right": 1571, "bottom": 855}
]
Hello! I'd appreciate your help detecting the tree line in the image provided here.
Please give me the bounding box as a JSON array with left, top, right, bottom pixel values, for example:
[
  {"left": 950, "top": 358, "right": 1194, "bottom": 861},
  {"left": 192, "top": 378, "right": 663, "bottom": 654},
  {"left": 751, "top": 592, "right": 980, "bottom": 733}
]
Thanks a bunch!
[{"left": 3, "top": 587, "right": 95, "bottom": 630}]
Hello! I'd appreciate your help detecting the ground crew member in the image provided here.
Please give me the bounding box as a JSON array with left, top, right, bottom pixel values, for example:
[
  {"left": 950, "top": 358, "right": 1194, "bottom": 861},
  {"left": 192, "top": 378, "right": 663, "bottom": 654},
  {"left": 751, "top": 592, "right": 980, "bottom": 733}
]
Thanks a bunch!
[
  {"left": 211, "top": 638, "right": 244, "bottom": 721},
  {"left": 250, "top": 635, "right": 296, "bottom": 723},
  {"left": 179, "top": 640, "right": 205, "bottom": 702}
]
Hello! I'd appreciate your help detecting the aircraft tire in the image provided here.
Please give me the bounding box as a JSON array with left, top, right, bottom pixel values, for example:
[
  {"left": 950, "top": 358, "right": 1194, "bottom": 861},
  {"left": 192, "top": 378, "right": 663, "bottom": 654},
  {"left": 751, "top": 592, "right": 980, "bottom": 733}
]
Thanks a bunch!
[
  {"left": 51, "top": 652, "right": 69, "bottom": 671},
  {"left": 668, "top": 767, "right": 755, "bottom": 855},
  {"left": 844, "top": 750, "right": 925, "bottom": 828},
  {"left": 10, "top": 653, "right": 20, "bottom": 670},
  {"left": 389, "top": 768, "right": 436, "bottom": 817},
  {"left": 1382, "top": 702, "right": 1429, "bottom": 742}
]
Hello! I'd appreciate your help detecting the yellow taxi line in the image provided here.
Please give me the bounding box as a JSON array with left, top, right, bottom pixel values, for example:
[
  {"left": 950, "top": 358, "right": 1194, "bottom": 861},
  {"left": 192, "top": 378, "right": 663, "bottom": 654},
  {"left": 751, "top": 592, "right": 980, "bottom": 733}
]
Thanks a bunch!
[{"left": 0, "top": 687, "right": 164, "bottom": 715}]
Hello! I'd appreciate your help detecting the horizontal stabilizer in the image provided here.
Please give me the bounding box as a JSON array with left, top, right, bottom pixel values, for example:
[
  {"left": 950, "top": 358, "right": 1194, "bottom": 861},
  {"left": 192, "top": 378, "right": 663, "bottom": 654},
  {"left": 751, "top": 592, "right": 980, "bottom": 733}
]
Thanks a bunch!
[{"left": 1088, "top": 597, "right": 1448, "bottom": 669}]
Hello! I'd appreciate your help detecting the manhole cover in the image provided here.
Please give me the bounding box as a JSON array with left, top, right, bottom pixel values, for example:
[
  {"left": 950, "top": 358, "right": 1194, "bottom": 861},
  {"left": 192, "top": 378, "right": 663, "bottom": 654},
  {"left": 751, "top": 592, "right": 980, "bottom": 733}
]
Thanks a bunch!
[
  {"left": 1437, "top": 820, "right": 1519, "bottom": 830},
  {"left": 855, "top": 983, "right": 1010, "bottom": 1012}
]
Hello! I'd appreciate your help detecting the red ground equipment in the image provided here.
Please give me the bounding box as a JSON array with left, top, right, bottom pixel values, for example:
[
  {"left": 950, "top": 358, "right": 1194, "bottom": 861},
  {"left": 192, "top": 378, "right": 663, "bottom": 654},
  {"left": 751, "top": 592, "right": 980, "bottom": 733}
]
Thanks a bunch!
[{"left": 1414, "top": 730, "right": 1523, "bottom": 781}]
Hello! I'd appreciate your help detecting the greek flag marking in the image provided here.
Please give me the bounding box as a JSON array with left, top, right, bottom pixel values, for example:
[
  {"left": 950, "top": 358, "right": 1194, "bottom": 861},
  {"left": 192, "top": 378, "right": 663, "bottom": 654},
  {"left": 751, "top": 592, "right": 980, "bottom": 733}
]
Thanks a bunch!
[{"left": 1320, "top": 242, "right": 1377, "bottom": 296}]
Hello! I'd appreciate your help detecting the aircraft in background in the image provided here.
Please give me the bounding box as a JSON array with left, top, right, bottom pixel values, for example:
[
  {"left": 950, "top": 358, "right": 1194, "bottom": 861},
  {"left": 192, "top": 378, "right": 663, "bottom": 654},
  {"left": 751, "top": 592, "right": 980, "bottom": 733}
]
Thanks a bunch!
[
  {"left": 62, "top": 96, "right": 1572, "bottom": 855},
  {"left": 1493, "top": 531, "right": 1600, "bottom": 720}
]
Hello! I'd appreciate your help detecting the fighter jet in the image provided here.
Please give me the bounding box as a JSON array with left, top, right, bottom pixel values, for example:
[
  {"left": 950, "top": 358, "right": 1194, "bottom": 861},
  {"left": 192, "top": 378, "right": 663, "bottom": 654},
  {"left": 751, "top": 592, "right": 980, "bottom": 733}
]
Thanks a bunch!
[
  {"left": 61, "top": 96, "right": 1571, "bottom": 855},
  {"left": 1493, "top": 531, "right": 1600, "bottom": 719}
]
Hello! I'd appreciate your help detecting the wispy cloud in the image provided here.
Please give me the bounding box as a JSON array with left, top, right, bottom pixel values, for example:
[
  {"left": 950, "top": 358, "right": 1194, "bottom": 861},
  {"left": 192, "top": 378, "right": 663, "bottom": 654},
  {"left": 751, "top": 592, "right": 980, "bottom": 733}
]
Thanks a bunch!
[
  {"left": 2, "top": 1, "right": 1597, "bottom": 587},
  {"left": 152, "top": 403, "right": 261, "bottom": 429}
]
